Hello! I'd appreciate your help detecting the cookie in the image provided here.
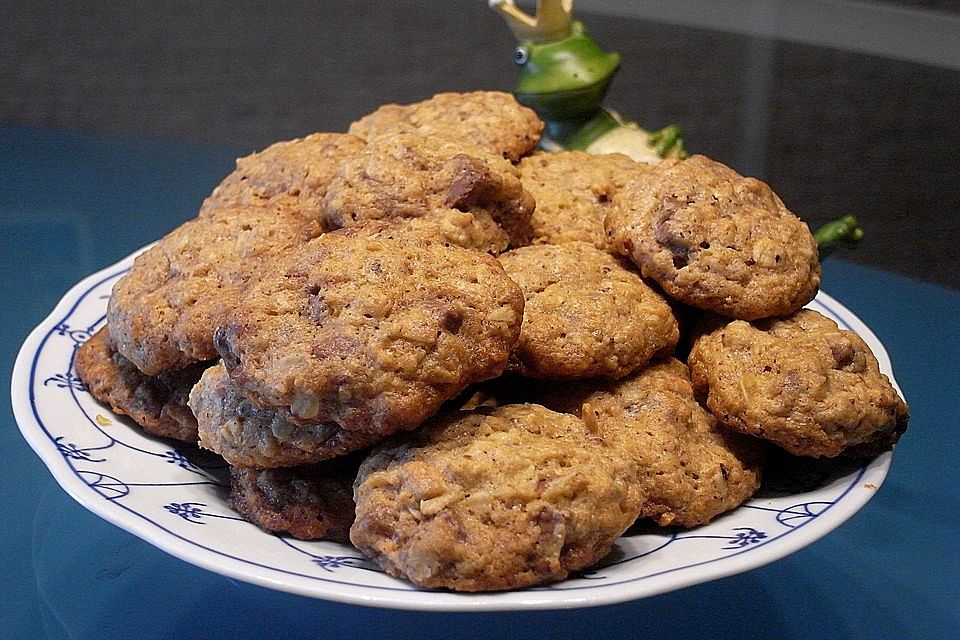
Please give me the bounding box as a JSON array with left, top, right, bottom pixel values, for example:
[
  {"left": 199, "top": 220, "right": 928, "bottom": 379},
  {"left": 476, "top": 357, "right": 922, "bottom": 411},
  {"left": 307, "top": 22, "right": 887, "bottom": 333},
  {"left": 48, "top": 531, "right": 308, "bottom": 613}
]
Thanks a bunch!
[
  {"left": 348, "top": 91, "right": 543, "bottom": 162},
  {"left": 190, "top": 363, "right": 388, "bottom": 467},
  {"left": 605, "top": 155, "right": 820, "bottom": 320},
  {"left": 214, "top": 223, "right": 525, "bottom": 437},
  {"left": 688, "top": 309, "right": 909, "bottom": 458},
  {"left": 579, "top": 358, "right": 765, "bottom": 527},
  {"left": 228, "top": 452, "right": 363, "bottom": 542},
  {"left": 201, "top": 132, "right": 365, "bottom": 223},
  {"left": 350, "top": 404, "right": 641, "bottom": 591},
  {"left": 75, "top": 326, "right": 208, "bottom": 442},
  {"left": 323, "top": 130, "right": 534, "bottom": 253},
  {"left": 518, "top": 150, "right": 647, "bottom": 250},
  {"left": 499, "top": 242, "right": 679, "bottom": 379},
  {"left": 107, "top": 202, "right": 324, "bottom": 375}
]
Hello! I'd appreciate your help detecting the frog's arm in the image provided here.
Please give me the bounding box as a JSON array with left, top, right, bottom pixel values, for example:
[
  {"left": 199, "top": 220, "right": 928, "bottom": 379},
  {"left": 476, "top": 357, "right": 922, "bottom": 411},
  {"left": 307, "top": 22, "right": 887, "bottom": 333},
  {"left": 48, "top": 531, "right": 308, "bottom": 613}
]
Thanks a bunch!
[{"left": 814, "top": 215, "right": 864, "bottom": 254}]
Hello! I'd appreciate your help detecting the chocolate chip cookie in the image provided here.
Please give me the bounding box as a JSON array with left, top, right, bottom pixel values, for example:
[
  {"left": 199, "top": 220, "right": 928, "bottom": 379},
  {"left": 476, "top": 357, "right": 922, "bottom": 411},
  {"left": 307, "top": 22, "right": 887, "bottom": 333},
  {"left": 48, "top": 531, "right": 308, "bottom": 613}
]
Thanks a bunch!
[
  {"left": 75, "top": 326, "right": 209, "bottom": 442},
  {"left": 214, "top": 223, "right": 525, "bottom": 438},
  {"left": 499, "top": 242, "right": 679, "bottom": 379},
  {"left": 688, "top": 309, "right": 909, "bottom": 457},
  {"left": 605, "top": 155, "right": 820, "bottom": 319},
  {"left": 107, "top": 202, "right": 324, "bottom": 375},
  {"left": 323, "top": 130, "right": 534, "bottom": 253},
  {"left": 201, "top": 132, "right": 365, "bottom": 222},
  {"left": 519, "top": 150, "right": 648, "bottom": 250},
  {"left": 229, "top": 452, "right": 363, "bottom": 542},
  {"left": 350, "top": 404, "right": 641, "bottom": 591},
  {"left": 348, "top": 91, "right": 542, "bottom": 162}
]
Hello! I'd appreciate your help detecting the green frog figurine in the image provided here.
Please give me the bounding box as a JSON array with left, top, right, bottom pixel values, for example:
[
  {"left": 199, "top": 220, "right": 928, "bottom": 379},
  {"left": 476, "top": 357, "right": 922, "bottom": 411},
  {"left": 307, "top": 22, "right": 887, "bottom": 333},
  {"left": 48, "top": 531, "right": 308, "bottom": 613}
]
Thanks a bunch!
[
  {"left": 490, "top": 0, "right": 861, "bottom": 250},
  {"left": 490, "top": 0, "right": 686, "bottom": 164}
]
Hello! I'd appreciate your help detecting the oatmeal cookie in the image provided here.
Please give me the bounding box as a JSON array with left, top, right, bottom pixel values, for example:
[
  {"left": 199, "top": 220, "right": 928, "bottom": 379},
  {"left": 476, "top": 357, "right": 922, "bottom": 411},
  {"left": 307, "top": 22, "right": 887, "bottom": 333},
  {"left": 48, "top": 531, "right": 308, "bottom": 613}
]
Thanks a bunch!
[
  {"left": 467, "top": 361, "right": 763, "bottom": 527},
  {"left": 201, "top": 133, "right": 365, "bottom": 222},
  {"left": 228, "top": 452, "right": 363, "bottom": 542},
  {"left": 605, "top": 155, "right": 820, "bottom": 319},
  {"left": 214, "top": 223, "right": 524, "bottom": 438},
  {"left": 519, "top": 151, "right": 648, "bottom": 250},
  {"left": 348, "top": 91, "right": 542, "bottom": 162},
  {"left": 107, "top": 202, "right": 324, "bottom": 375},
  {"left": 190, "top": 363, "right": 389, "bottom": 467},
  {"left": 350, "top": 404, "right": 642, "bottom": 591},
  {"left": 688, "top": 309, "right": 909, "bottom": 458},
  {"left": 75, "top": 326, "right": 208, "bottom": 442},
  {"left": 579, "top": 358, "right": 765, "bottom": 527},
  {"left": 499, "top": 242, "right": 679, "bottom": 379},
  {"left": 323, "top": 130, "right": 534, "bottom": 253}
]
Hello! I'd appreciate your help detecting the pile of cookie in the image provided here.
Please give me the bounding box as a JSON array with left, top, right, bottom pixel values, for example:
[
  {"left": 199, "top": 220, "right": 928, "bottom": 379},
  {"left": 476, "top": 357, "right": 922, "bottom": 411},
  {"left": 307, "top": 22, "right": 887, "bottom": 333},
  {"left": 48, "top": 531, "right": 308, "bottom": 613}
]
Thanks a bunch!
[{"left": 75, "top": 91, "right": 909, "bottom": 592}]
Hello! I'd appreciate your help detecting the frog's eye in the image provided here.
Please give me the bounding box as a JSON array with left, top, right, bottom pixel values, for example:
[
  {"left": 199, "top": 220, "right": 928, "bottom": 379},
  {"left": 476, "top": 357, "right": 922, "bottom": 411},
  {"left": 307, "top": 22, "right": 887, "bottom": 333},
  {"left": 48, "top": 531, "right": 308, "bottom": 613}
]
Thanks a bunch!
[{"left": 514, "top": 46, "right": 529, "bottom": 65}]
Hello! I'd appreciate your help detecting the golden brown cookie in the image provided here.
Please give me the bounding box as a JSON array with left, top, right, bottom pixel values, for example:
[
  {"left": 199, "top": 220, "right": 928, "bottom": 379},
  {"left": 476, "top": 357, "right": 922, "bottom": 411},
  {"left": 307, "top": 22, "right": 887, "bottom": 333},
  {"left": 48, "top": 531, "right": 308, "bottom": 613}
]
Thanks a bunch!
[
  {"left": 75, "top": 326, "right": 209, "bottom": 442},
  {"left": 200, "top": 132, "right": 366, "bottom": 222},
  {"left": 605, "top": 155, "right": 820, "bottom": 320},
  {"left": 350, "top": 404, "right": 642, "bottom": 591},
  {"left": 348, "top": 91, "right": 543, "bottom": 162},
  {"left": 688, "top": 309, "right": 909, "bottom": 458},
  {"left": 190, "top": 363, "right": 388, "bottom": 468},
  {"left": 228, "top": 453, "right": 363, "bottom": 542},
  {"left": 499, "top": 242, "right": 679, "bottom": 379},
  {"left": 518, "top": 150, "right": 648, "bottom": 250},
  {"left": 323, "top": 130, "right": 534, "bottom": 253},
  {"left": 106, "top": 202, "right": 324, "bottom": 375},
  {"left": 579, "top": 358, "right": 765, "bottom": 527},
  {"left": 214, "top": 223, "right": 524, "bottom": 438}
]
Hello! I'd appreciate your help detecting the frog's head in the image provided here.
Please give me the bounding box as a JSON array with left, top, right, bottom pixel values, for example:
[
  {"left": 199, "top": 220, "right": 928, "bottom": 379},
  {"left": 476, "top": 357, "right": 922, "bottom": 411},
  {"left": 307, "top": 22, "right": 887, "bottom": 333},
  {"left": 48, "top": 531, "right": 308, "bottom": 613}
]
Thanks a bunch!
[{"left": 491, "top": 0, "right": 620, "bottom": 122}]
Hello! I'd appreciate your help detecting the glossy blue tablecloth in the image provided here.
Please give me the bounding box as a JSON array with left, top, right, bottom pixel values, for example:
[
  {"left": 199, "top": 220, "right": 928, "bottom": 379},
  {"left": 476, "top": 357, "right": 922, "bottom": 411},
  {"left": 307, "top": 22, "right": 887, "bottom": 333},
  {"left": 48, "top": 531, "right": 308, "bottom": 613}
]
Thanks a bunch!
[{"left": 3, "top": 126, "right": 958, "bottom": 639}]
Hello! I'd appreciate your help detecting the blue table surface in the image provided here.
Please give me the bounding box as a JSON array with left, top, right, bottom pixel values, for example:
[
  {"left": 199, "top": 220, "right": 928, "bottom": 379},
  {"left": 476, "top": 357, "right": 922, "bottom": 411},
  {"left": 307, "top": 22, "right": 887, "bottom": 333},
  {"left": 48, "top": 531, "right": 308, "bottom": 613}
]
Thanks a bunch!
[{"left": 2, "top": 126, "right": 958, "bottom": 639}]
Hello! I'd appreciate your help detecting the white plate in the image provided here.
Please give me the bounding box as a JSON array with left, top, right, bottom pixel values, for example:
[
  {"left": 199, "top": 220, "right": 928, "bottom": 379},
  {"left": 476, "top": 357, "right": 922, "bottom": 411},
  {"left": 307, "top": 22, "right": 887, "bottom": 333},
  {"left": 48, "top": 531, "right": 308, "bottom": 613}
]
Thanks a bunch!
[{"left": 12, "top": 246, "right": 901, "bottom": 611}]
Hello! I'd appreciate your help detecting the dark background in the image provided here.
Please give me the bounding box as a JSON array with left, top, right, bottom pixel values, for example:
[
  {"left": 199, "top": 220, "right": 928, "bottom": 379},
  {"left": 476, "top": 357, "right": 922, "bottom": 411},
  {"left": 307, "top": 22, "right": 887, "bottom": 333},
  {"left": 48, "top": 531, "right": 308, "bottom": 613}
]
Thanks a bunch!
[
  {"left": 2, "top": 4, "right": 959, "bottom": 639},
  {"left": 3, "top": 1, "right": 959, "bottom": 289}
]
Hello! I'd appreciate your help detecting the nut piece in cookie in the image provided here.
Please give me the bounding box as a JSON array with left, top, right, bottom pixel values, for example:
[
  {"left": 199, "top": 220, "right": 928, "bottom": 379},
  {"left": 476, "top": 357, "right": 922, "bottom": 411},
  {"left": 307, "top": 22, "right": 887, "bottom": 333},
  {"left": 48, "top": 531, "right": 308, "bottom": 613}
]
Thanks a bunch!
[
  {"left": 579, "top": 358, "right": 765, "bottom": 527},
  {"left": 107, "top": 202, "right": 324, "bottom": 375},
  {"left": 75, "top": 326, "right": 209, "bottom": 442},
  {"left": 688, "top": 309, "right": 909, "bottom": 458},
  {"left": 348, "top": 91, "right": 543, "bottom": 162},
  {"left": 229, "top": 452, "right": 363, "bottom": 542},
  {"left": 323, "top": 130, "right": 534, "bottom": 253},
  {"left": 350, "top": 404, "right": 642, "bottom": 591},
  {"left": 518, "top": 151, "right": 648, "bottom": 250},
  {"left": 499, "top": 242, "right": 679, "bottom": 379},
  {"left": 605, "top": 155, "right": 820, "bottom": 320},
  {"left": 214, "top": 224, "right": 525, "bottom": 440},
  {"left": 200, "top": 132, "right": 366, "bottom": 223},
  {"left": 190, "top": 363, "right": 390, "bottom": 467}
]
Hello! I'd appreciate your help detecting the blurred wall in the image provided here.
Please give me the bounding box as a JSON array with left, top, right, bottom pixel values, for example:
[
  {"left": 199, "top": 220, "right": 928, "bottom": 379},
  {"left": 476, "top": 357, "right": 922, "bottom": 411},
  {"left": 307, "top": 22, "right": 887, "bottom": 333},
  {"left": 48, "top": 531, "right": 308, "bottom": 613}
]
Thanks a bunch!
[{"left": 2, "top": 0, "right": 958, "bottom": 287}]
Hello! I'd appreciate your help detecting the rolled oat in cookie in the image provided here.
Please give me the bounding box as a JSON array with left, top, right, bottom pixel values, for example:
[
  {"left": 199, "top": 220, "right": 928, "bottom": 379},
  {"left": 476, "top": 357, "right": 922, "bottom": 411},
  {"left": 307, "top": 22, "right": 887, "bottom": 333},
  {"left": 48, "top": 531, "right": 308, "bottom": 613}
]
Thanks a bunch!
[
  {"left": 75, "top": 326, "right": 209, "bottom": 442},
  {"left": 688, "top": 309, "right": 909, "bottom": 458},
  {"left": 499, "top": 242, "right": 679, "bottom": 379},
  {"left": 605, "top": 155, "right": 820, "bottom": 320},
  {"left": 350, "top": 404, "right": 642, "bottom": 591},
  {"left": 214, "top": 222, "right": 525, "bottom": 440}
]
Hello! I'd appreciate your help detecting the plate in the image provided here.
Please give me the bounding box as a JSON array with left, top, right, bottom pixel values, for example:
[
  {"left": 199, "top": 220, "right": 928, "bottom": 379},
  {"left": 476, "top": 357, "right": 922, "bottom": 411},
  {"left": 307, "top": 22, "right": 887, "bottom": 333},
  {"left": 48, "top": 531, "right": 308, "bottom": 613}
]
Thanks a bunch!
[{"left": 12, "top": 246, "right": 900, "bottom": 611}]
